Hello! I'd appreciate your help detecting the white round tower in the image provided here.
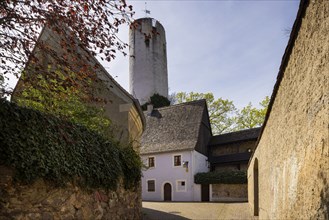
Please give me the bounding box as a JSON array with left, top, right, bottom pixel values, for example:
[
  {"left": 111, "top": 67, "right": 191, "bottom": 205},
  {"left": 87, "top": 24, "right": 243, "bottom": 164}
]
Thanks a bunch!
[{"left": 129, "top": 18, "right": 168, "bottom": 105}]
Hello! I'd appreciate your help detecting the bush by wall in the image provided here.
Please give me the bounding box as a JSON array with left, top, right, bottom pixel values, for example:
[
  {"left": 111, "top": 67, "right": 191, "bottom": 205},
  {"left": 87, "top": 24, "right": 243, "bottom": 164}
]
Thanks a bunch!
[
  {"left": 141, "top": 93, "right": 170, "bottom": 110},
  {"left": 194, "top": 170, "right": 247, "bottom": 184},
  {"left": 0, "top": 98, "right": 141, "bottom": 190}
]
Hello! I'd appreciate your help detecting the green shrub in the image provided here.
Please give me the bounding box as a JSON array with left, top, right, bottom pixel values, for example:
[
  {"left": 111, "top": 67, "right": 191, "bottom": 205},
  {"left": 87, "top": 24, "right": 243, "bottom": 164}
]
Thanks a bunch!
[
  {"left": 141, "top": 93, "right": 170, "bottom": 110},
  {"left": 194, "top": 170, "right": 247, "bottom": 184},
  {"left": 0, "top": 99, "right": 141, "bottom": 190}
]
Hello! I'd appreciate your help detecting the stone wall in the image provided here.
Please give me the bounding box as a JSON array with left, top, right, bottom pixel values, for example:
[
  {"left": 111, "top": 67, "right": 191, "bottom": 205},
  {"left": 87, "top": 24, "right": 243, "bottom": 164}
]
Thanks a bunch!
[
  {"left": 248, "top": 1, "right": 329, "bottom": 219},
  {"left": 211, "top": 184, "right": 247, "bottom": 202},
  {"left": 0, "top": 166, "right": 141, "bottom": 220}
]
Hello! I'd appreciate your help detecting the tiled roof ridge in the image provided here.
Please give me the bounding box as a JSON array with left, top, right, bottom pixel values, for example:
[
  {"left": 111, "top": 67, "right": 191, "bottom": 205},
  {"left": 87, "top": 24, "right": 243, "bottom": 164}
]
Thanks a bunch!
[
  {"left": 140, "top": 147, "right": 195, "bottom": 155},
  {"left": 151, "top": 99, "right": 206, "bottom": 111},
  {"left": 214, "top": 127, "right": 262, "bottom": 137}
]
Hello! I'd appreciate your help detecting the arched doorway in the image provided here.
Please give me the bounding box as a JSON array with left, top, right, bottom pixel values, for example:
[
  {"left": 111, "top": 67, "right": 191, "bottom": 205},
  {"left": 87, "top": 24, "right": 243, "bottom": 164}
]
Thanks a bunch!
[
  {"left": 163, "top": 183, "right": 172, "bottom": 201},
  {"left": 253, "top": 158, "right": 259, "bottom": 216}
]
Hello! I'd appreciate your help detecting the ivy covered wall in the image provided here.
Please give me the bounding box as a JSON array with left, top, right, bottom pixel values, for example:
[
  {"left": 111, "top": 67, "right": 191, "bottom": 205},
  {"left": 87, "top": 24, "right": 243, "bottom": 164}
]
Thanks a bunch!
[
  {"left": 0, "top": 98, "right": 141, "bottom": 190},
  {"left": 0, "top": 99, "right": 143, "bottom": 219}
]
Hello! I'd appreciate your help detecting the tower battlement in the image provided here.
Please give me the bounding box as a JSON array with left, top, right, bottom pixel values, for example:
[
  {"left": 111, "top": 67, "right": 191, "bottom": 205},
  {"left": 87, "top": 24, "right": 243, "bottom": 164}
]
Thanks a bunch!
[{"left": 129, "top": 18, "right": 168, "bottom": 105}]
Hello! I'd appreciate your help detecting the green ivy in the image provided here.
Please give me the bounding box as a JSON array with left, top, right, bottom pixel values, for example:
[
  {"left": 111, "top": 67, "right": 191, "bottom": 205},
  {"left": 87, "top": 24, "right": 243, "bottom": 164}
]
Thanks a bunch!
[
  {"left": 119, "top": 146, "right": 142, "bottom": 189},
  {"left": 141, "top": 93, "right": 170, "bottom": 110},
  {"left": 0, "top": 99, "right": 141, "bottom": 190},
  {"left": 194, "top": 170, "right": 247, "bottom": 184}
]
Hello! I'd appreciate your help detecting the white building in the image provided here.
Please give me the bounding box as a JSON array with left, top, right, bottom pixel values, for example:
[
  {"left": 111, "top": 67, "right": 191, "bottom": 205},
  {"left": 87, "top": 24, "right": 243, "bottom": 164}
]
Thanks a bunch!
[{"left": 140, "top": 100, "right": 212, "bottom": 201}]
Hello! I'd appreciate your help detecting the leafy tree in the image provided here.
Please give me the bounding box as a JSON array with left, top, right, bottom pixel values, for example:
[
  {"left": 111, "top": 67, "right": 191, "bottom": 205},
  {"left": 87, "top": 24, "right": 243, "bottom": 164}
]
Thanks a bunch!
[
  {"left": 175, "top": 92, "right": 270, "bottom": 134},
  {"left": 1, "top": 0, "right": 134, "bottom": 91},
  {"left": 259, "top": 96, "right": 270, "bottom": 116},
  {"left": 175, "top": 92, "right": 236, "bottom": 134},
  {"left": 14, "top": 68, "right": 112, "bottom": 137},
  {"left": 2, "top": 0, "right": 136, "bottom": 137},
  {"left": 234, "top": 96, "right": 270, "bottom": 130}
]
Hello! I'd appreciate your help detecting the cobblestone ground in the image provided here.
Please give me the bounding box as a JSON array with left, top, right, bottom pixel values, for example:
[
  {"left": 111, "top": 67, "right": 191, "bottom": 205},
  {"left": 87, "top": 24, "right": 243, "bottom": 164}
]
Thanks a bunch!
[{"left": 142, "top": 201, "right": 256, "bottom": 220}]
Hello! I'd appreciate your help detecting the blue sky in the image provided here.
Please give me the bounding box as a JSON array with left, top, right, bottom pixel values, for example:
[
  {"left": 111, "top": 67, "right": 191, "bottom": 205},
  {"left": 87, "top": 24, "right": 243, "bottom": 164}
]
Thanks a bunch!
[
  {"left": 104, "top": 0, "right": 300, "bottom": 109},
  {"left": 5, "top": 0, "right": 300, "bottom": 109}
]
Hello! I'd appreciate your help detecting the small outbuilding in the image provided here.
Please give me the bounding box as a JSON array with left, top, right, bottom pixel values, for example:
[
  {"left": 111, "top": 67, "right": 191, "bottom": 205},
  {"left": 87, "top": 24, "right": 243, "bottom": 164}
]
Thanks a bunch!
[
  {"left": 141, "top": 100, "right": 212, "bottom": 201},
  {"left": 208, "top": 128, "right": 261, "bottom": 202}
]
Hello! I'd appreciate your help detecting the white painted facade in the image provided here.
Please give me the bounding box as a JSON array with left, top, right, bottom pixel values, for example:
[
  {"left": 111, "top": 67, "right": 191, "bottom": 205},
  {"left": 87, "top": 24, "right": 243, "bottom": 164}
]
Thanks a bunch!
[
  {"left": 141, "top": 150, "right": 209, "bottom": 201},
  {"left": 129, "top": 18, "right": 168, "bottom": 104}
]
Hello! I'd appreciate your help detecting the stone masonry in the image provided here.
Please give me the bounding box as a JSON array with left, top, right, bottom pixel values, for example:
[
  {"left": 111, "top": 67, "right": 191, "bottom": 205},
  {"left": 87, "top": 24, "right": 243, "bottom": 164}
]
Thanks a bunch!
[
  {"left": 211, "top": 184, "right": 247, "bottom": 202},
  {"left": 0, "top": 166, "right": 141, "bottom": 220},
  {"left": 248, "top": 1, "right": 329, "bottom": 219}
]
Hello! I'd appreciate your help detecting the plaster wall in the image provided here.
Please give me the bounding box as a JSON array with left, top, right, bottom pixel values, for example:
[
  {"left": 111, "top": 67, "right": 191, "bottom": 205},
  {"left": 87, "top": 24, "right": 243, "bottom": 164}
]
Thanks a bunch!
[
  {"left": 141, "top": 150, "right": 208, "bottom": 201},
  {"left": 191, "top": 150, "right": 209, "bottom": 201},
  {"left": 129, "top": 18, "right": 168, "bottom": 104},
  {"left": 248, "top": 1, "right": 329, "bottom": 219}
]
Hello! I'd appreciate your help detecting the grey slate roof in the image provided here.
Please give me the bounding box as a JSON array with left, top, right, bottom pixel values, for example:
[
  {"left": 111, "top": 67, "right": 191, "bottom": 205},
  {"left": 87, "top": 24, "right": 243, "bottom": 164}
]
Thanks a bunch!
[
  {"left": 140, "top": 99, "right": 207, "bottom": 155},
  {"left": 209, "top": 127, "right": 261, "bottom": 146}
]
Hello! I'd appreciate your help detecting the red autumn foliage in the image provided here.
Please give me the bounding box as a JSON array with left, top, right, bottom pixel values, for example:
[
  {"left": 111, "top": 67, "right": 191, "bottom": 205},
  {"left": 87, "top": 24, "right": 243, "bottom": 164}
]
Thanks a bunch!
[{"left": 0, "top": 0, "right": 134, "bottom": 93}]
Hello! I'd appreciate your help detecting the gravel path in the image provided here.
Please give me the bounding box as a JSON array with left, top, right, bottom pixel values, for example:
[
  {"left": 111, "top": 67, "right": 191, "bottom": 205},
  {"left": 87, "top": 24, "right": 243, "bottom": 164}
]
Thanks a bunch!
[{"left": 142, "top": 201, "right": 256, "bottom": 220}]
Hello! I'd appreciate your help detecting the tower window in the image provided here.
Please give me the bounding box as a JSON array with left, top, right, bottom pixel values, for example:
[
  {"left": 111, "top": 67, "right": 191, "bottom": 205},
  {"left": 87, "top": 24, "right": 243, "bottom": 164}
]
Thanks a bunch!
[
  {"left": 145, "top": 38, "right": 150, "bottom": 47},
  {"left": 152, "top": 19, "right": 157, "bottom": 27}
]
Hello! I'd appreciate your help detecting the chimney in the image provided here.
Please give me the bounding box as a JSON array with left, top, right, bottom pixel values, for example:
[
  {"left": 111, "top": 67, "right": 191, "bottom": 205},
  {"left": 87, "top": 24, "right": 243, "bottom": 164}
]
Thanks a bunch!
[{"left": 147, "top": 104, "right": 153, "bottom": 115}]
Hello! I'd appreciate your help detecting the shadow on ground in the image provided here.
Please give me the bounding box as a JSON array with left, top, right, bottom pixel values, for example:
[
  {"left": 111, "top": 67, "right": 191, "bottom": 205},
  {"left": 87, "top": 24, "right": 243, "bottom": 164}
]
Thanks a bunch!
[{"left": 142, "top": 207, "right": 189, "bottom": 220}]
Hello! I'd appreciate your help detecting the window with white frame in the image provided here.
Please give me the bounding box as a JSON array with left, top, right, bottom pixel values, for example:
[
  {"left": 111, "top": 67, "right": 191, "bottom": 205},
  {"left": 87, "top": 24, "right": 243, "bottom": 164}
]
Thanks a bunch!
[
  {"left": 147, "top": 180, "right": 155, "bottom": 192},
  {"left": 148, "top": 156, "right": 155, "bottom": 168},
  {"left": 176, "top": 180, "right": 186, "bottom": 192},
  {"left": 173, "top": 155, "right": 181, "bottom": 166}
]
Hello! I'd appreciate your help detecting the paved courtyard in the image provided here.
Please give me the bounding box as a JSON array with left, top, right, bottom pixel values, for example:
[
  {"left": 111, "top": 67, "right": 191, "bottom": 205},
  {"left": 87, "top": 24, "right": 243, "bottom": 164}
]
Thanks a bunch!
[{"left": 142, "top": 201, "right": 256, "bottom": 220}]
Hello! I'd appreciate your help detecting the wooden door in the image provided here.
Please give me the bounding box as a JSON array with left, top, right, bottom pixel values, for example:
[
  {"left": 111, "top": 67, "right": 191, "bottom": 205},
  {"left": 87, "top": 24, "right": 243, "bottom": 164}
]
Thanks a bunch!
[
  {"left": 164, "top": 183, "right": 172, "bottom": 201},
  {"left": 201, "top": 184, "right": 210, "bottom": 201}
]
